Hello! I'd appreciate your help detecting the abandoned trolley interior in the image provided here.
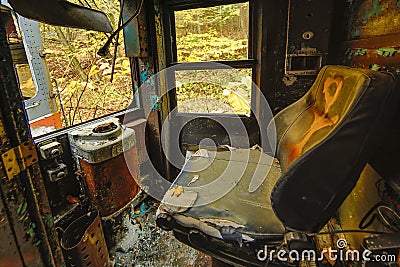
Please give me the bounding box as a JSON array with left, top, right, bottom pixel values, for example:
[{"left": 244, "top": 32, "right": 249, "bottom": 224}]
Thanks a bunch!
[{"left": 0, "top": 0, "right": 400, "bottom": 266}]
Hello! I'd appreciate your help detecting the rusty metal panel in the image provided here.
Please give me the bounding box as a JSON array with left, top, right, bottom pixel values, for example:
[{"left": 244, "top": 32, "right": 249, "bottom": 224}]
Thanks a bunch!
[
  {"left": 59, "top": 211, "right": 111, "bottom": 267},
  {"left": 276, "top": 0, "right": 337, "bottom": 111},
  {"left": 125, "top": 118, "right": 147, "bottom": 165},
  {"left": 0, "top": 146, "right": 44, "bottom": 266},
  {"left": 1, "top": 139, "right": 39, "bottom": 180},
  {"left": 341, "top": 0, "right": 400, "bottom": 203},
  {"left": 0, "top": 185, "right": 24, "bottom": 267},
  {"left": 286, "top": 0, "right": 335, "bottom": 70},
  {"left": 0, "top": 20, "right": 46, "bottom": 267},
  {"left": 343, "top": 0, "right": 400, "bottom": 72},
  {"left": 79, "top": 147, "right": 140, "bottom": 218},
  {"left": 69, "top": 119, "right": 141, "bottom": 218},
  {"left": 0, "top": 80, "right": 24, "bottom": 267},
  {"left": 122, "top": 0, "right": 149, "bottom": 58},
  {"left": 348, "top": 0, "right": 400, "bottom": 40},
  {"left": 0, "top": 18, "right": 64, "bottom": 266},
  {"left": 122, "top": 0, "right": 141, "bottom": 57}
]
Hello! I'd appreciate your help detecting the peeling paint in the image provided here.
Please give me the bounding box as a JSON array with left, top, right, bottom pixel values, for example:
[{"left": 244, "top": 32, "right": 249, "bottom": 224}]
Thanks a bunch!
[
  {"left": 132, "top": 202, "right": 152, "bottom": 219},
  {"left": 345, "top": 48, "right": 367, "bottom": 59},
  {"left": 148, "top": 74, "right": 155, "bottom": 87},
  {"left": 149, "top": 95, "right": 160, "bottom": 111},
  {"left": 376, "top": 47, "right": 399, "bottom": 56},
  {"left": 140, "top": 62, "right": 154, "bottom": 84},
  {"left": 140, "top": 69, "right": 150, "bottom": 83},
  {"left": 370, "top": 64, "right": 382, "bottom": 71}
]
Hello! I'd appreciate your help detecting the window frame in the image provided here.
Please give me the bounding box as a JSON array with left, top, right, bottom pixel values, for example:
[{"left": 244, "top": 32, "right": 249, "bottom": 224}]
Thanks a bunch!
[{"left": 163, "top": 0, "right": 257, "bottom": 117}]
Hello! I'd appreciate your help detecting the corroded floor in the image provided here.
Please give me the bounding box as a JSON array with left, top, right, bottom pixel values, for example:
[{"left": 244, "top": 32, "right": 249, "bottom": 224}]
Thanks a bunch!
[{"left": 110, "top": 205, "right": 211, "bottom": 267}]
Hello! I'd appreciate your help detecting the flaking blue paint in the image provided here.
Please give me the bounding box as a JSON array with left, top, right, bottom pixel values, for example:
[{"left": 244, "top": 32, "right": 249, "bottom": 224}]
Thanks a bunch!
[
  {"left": 141, "top": 70, "right": 150, "bottom": 83},
  {"left": 345, "top": 48, "right": 367, "bottom": 59},
  {"left": 150, "top": 95, "right": 160, "bottom": 111},
  {"left": 376, "top": 47, "right": 398, "bottom": 57},
  {"left": 370, "top": 64, "right": 381, "bottom": 71}
]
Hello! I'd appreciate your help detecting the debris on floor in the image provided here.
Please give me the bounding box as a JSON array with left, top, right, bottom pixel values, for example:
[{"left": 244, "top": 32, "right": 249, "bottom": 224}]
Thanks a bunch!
[
  {"left": 188, "top": 175, "right": 200, "bottom": 186},
  {"left": 133, "top": 202, "right": 152, "bottom": 219},
  {"left": 110, "top": 200, "right": 211, "bottom": 267},
  {"left": 170, "top": 185, "right": 184, "bottom": 197}
]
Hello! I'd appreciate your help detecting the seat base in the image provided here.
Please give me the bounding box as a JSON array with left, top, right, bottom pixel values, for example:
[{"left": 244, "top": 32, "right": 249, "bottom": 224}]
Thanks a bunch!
[
  {"left": 157, "top": 148, "right": 291, "bottom": 266},
  {"left": 171, "top": 225, "right": 287, "bottom": 267},
  {"left": 158, "top": 148, "right": 285, "bottom": 243}
]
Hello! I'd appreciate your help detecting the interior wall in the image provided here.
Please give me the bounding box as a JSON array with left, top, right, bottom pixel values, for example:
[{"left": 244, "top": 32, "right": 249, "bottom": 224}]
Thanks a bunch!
[
  {"left": 262, "top": 0, "right": 345, "bottom": 113},
  {"left": 342, "top": 0, "right": 400, "bottom": 182},
  {"left": 343, "top": 0, "right": 400, "bottom": 72}
]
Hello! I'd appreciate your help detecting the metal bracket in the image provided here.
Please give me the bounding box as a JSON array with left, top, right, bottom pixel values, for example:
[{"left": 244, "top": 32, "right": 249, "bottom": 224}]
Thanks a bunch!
[{"left": 1, "top": 140, "right": 39, "bottom": 179}]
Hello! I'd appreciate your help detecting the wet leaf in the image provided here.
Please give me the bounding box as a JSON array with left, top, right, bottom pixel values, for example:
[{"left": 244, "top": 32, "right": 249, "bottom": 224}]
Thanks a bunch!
[
  {"left": 88, "top": 65, "right": 101, "bottom": 77},
  {"left": 170, "top": 186, "right": 184, "bottom": 197}
]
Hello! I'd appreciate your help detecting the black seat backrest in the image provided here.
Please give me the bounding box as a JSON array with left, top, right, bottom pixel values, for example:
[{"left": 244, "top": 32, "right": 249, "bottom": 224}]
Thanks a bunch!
[{"left": 270, "top": 65, "right": 398, "bottom": 232}]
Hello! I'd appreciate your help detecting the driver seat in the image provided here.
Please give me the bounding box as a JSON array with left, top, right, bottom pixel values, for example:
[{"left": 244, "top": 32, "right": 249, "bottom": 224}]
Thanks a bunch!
[{"left": 156, "top": 65, "right": 398, "bottom": 266}]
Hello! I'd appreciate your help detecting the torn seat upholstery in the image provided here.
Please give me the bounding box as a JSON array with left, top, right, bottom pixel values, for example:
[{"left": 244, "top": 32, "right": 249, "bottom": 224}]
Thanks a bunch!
[{"left": 156, "top": 66, "right": 398, "bottom": 266}]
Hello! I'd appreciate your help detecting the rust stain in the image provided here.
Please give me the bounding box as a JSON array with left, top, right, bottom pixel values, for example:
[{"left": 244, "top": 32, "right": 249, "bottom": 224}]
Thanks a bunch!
[
  {"left": 80, "top": 146, "right": 140, "bottom": 217},
  {"left": 287, "top": 76, "right": 343, "bottom": 166}
]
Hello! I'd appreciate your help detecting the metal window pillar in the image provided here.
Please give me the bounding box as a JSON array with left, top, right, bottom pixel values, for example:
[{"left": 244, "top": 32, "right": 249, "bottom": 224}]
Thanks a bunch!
[
  {"left": 0, "top": 14, "right": 65, "bottom": 267},
  {"left": 1, "top": 0, "right": 58, "bottom": 122},
  {"left": 18, "top": 16, "right": 58, "bottom": 121}
]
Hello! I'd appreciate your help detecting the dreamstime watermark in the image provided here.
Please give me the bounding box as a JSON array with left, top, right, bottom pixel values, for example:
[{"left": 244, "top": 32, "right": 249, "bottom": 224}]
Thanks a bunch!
[
  {"left": 257, "top": 239, "right": 397, "bottom": 263},
  {"left": 122, "top": 62, "right": 277, "bottom": 206}
]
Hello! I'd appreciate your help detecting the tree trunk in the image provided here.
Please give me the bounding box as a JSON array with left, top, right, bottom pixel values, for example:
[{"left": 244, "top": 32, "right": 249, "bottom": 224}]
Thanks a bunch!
[{"left": 54, "top": 27, "right": 87, "bottom": 82}]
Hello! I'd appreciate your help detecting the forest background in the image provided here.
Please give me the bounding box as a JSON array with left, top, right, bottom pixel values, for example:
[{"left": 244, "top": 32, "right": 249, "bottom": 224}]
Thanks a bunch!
[{"left": 21, "top": 1, "right": 250, "bottom": 126}]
